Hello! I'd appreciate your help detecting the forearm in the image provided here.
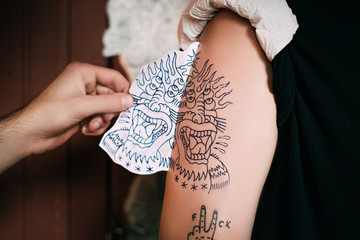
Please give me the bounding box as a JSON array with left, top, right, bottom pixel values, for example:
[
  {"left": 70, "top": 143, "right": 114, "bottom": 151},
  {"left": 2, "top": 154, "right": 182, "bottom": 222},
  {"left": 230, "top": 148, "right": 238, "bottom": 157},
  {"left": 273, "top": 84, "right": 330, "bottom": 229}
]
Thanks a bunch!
[
  {"left": 159, "top": 9, "right": 277, "bottom": 239},
  {"left": 0, "top": 108, "right": 32, "bottom": 173}
]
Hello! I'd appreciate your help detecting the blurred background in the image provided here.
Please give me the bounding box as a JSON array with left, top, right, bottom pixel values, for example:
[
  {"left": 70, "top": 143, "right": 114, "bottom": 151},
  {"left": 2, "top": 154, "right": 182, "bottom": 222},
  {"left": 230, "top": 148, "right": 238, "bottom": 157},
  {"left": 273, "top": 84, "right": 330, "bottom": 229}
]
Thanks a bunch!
[
  {"left": 0, "top": 0, "right": 189, "bottom": 239},
  {"left": 0, "top": 0, "right": 135, "bottom": 239}
]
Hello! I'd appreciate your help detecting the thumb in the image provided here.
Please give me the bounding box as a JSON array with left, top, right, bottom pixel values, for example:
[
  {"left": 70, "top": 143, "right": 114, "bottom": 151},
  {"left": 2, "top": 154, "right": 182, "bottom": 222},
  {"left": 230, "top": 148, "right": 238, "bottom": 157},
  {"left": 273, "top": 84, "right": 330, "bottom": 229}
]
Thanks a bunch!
[{"left": 75, "top": 93, "right": 133, "bottom": 119}]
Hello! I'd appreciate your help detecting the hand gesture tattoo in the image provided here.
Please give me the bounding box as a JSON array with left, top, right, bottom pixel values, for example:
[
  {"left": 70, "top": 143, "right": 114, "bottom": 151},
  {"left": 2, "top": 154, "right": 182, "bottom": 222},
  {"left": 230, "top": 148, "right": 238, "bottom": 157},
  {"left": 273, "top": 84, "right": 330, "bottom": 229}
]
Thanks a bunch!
[{"left": 188, "top": 205, "right": 218, "bottom": 240}]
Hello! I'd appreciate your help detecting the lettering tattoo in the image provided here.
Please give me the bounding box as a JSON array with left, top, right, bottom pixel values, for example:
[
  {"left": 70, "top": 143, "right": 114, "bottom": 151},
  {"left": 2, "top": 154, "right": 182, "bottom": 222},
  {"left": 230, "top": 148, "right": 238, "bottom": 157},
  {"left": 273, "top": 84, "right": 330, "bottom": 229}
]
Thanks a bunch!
[
  {"left": 171, "top": 55, "right": 233, "bottom": 193},
  {"left": 187, "top": 205, "right": 231, "bottom": 240}
]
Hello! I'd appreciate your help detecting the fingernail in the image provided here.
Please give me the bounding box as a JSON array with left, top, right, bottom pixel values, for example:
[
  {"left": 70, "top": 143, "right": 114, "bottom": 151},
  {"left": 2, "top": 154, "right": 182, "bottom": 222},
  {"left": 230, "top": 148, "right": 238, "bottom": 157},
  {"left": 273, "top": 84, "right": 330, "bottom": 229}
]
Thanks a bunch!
[
  {"left": 122, "top": 94, "right": 133, "bottom": 109},
  {"left": 92, "top": 121, "right": 100, "bottom": 130},
  {"left": 82, "top": 125, "right": 89, "bottom": 133}
]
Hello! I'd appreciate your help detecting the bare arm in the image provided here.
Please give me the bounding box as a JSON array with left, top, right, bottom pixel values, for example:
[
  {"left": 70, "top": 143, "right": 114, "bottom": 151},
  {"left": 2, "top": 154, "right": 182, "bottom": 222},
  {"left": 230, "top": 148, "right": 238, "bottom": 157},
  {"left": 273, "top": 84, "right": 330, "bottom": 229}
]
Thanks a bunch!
[{"left": 159, "top": 9, "right": 277, "bottom": 239}]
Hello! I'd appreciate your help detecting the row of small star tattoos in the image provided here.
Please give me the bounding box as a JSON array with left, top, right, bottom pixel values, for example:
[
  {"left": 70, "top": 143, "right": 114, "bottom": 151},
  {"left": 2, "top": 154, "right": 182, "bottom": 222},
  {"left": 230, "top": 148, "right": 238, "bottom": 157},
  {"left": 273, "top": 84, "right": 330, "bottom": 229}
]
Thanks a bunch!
[
  {"left": 174, "top": 175, "right": 208, "bottom": 191},
  {"left": 123, "top": 160, "right": 154, "bottom": 173},
  {"left": 117, "top": 155, "right": 154, "bottom": 173}
]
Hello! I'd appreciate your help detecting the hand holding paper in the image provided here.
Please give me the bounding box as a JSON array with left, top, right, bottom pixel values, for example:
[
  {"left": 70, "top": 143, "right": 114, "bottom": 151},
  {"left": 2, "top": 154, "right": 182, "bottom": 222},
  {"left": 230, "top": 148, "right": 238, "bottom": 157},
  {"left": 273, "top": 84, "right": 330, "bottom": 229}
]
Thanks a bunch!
[{"left": 100, "top": 42, "right": 199, "bottom": 174}]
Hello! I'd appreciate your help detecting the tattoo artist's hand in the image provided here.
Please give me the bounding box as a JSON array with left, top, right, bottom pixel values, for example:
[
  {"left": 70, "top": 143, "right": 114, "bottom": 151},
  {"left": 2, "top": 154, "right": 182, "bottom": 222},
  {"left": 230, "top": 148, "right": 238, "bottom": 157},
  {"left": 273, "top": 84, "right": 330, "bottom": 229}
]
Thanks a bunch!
[{"left": 20, "top": 62, "right": 133, "bottom": 155}]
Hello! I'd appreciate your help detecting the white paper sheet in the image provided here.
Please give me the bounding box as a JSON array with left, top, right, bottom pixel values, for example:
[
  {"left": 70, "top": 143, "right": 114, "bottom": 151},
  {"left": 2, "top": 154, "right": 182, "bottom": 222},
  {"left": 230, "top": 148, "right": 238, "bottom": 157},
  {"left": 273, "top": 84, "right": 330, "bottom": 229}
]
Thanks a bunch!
[{"left": 100, "top": 42, "right": 199, "bottom": 174}]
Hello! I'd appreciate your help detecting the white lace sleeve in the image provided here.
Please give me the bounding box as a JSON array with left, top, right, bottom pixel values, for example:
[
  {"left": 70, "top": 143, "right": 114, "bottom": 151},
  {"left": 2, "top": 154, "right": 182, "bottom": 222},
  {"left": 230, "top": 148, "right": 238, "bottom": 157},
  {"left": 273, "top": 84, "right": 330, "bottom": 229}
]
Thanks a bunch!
[
  {"left": 179, "top": 0, "right": 299, "bottom": 61},
  {"left": 102, "top": 0, "right": 191, "bottom": 78}
]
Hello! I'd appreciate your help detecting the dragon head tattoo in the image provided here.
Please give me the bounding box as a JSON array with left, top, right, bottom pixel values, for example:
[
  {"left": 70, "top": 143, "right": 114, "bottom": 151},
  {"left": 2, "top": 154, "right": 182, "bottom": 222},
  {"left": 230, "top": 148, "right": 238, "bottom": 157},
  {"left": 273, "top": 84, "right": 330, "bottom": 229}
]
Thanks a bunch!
[{"left": 172, "top": 59, "right": 232, "bottom": 192}]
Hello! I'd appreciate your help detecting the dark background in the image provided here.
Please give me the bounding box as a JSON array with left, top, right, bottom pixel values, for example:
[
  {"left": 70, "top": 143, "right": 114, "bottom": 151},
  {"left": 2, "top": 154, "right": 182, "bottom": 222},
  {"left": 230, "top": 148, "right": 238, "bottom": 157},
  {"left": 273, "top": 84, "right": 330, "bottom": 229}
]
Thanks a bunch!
[{"left": 0, "top": 0, "right": 134, "bottom": 239}]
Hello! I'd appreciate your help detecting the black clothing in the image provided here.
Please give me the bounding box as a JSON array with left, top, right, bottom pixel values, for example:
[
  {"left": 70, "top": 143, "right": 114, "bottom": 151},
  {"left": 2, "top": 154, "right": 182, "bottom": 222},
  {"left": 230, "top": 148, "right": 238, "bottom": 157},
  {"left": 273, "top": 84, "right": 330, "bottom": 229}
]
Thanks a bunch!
[{"left": 252, "top": 1, "right": 360, "bottom": 239}]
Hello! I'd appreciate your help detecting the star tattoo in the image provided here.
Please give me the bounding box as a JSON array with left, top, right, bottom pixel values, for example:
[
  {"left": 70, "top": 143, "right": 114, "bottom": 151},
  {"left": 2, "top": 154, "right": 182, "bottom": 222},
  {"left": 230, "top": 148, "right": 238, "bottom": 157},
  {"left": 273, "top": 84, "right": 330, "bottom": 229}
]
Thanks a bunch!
[
  {"left": 125, "top": 161, "right": 131, "bottom": 168},
  {"left": 146, "top": 166, "right": 154, "bottom": 173},
  {"left": 181, "top": 181, "right": 188, "bottom": 189},
  {"left": 191, "top": 184, "right": 198, "bottom": 191},
  {"left": 201, "top": 183, "right": 208, "bottom": 190},
  {"left": 135, "top": 166, "right": 141, "bottom": 172},
  {"left": 174, "top": 175, "right": 179, "bottom": 182}
]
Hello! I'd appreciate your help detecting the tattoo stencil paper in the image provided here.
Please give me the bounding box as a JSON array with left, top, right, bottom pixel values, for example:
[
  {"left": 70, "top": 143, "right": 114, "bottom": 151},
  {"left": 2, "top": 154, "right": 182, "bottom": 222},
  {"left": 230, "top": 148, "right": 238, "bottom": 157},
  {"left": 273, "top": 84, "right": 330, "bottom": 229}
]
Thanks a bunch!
[
  {"left": 100, "top": 42, "right": 199, "bottom": 174},
  {"left": 171, "top": 56, "right": 232, "bottom": 192}
]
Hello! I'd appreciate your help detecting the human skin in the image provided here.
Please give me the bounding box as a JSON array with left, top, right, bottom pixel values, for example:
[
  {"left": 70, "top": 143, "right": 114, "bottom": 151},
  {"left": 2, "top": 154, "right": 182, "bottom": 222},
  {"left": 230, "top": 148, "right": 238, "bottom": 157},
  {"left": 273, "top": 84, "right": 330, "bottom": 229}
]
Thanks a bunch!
[
  {"left": 0, "top": 62, "right": 133, "bottom": 174},
  {"left": 159, "top": 9, "right": 277, "bottom": 239}
]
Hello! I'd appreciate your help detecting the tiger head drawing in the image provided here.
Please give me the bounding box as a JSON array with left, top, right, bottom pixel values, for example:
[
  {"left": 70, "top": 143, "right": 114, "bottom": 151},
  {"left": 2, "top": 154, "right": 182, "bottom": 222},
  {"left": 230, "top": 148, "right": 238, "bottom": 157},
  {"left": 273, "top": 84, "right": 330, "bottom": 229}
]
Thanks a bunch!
[
  {"left": 103, "top": 49, "right": 197, "bottom": 173},
  {"left": 172, "top": 59, "right": 232, "bottom": 190}
]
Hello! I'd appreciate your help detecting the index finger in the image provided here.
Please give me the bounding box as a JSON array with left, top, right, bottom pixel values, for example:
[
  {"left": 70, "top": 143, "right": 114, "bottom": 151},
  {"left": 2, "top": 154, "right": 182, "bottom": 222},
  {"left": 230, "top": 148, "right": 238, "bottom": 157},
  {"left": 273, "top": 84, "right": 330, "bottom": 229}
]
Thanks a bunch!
[
  {"left": 199, "top": 205, "right": 206, "bottom": 233},
  {"left": 77, "top": 62, "right": 130, "bottom": 93}
]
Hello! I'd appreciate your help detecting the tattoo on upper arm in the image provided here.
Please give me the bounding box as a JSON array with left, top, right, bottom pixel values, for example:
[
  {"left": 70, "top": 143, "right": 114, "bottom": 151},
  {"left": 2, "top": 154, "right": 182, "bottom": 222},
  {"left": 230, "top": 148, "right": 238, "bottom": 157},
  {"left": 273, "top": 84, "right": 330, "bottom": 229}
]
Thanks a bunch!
[
  {"left": 170, "top": 55, "right": 233, "bottom": 193},
  {"left": 187, "top": 205, "right": 231, "bottom": 240}
]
